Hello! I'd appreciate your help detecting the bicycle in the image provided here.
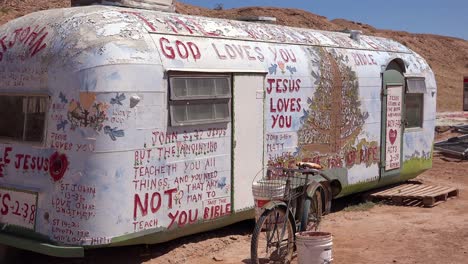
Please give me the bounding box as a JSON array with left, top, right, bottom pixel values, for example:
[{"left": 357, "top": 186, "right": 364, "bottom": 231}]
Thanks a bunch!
[{"left": 250, "top": 162, "right": 328, "bottom": 264}]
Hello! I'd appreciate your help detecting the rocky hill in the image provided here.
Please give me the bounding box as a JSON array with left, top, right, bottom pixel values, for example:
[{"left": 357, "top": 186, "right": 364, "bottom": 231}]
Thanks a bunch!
[{"left": 1, "top": 0, "right": 467, "bottom": 111}]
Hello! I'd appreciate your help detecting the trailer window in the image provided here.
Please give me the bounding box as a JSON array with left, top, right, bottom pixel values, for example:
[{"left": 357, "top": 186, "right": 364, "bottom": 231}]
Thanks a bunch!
[
  {"left": 169, "top": 76, "right": 231, "bottom": 126},
  {"left": 405, "top": 78, "right": 425, "bottom": 128},
  {"left": 0, "top": 95, "right": 47, "bottom": 142}
]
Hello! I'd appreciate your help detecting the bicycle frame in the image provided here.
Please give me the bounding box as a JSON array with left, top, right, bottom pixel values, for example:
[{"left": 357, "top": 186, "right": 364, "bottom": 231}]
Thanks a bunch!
[
  {"left": 258, "top": 171, "right": 323, "bottom": 238},
  {"left": 251, "top": 166, "right": 329, "bottom": 264}
]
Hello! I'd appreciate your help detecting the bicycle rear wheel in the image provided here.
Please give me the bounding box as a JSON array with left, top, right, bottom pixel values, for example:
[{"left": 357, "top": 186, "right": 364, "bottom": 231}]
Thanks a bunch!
[{"left": 251, "top": 206, "right": 294, "bottom": 264}]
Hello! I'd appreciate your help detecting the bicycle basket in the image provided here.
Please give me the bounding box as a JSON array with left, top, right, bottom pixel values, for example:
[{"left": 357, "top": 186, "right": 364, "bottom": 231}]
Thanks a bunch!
[
  {"left": 252, "top": 179, "right": 287, "bottom": 201},
  {"left": 252, "top": 167, "right": 308, "bottom": 202}
]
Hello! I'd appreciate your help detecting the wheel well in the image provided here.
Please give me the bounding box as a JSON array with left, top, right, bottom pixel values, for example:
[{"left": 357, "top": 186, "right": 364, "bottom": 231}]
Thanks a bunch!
[
  {"left": 319, "top": 187, "right": 326, "bottom": 214},
  {"left": 330, "top": 180, "right": 342, "bottom": 197}
]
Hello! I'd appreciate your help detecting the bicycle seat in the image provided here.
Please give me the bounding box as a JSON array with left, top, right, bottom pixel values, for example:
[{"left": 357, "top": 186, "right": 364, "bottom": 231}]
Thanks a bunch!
[{"left": 296, "top": 162, "right": 323, "bottom": 170}]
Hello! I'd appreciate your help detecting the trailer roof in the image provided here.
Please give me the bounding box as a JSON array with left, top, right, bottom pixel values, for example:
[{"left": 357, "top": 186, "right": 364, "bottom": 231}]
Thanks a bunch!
[
  {"left": 125, "top": 6, "right": 412, "bottom": 53},
  {"left": 0, "top": 4, "right": 423, "bottom": 83},
  {"left": 1, "top": 5, "right": 412, "bottom": 54}
]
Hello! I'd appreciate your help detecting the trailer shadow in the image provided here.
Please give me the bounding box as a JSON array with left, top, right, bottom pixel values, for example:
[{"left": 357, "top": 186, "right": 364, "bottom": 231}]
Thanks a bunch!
[{"left": 330, "top": 194, "right": 367, "bottom": 212}]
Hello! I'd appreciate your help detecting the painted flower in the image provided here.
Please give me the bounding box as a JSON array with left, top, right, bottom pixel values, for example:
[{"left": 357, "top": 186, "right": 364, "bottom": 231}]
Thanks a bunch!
[
  {"left": 68, "top": 100, "right": 78, "bottom": 112},
  {"left": 97, "top": 102, "right": 110, "bottom": 113},
  {"left": 88, "top": 106, "right": 97, "bottom": 116},
  {"left": 79, "top": 92, "right": 96, "bottom": 110},
  {"left": 277, "top": 61, "right": 285, "bottom": 72}
]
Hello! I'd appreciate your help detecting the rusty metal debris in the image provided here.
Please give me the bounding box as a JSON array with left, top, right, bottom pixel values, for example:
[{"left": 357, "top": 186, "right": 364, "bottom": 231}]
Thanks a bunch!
[
  {"left": 453, "top": 125, "right": 468, "bottom": 134},
  {"left": 434, "top": 134, "right": 468, "bottom": 159}
]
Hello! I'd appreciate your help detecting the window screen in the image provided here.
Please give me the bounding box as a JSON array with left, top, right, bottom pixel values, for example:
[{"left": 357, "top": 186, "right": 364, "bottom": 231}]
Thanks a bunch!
[
  {"left": 169, "top": 75, "right": 231, "bottom": 126},
  {"left": 0, "top": 95, "right": 47, "bottom": 142},
  {"left": 171, "top": 77, "right": 230, "bottom": 100},
  {"left": 405, "top": 78, "right": 424, "bottom": 129},
  {"left": 407, "top": 78, "right": 426, "bottom": 94}
]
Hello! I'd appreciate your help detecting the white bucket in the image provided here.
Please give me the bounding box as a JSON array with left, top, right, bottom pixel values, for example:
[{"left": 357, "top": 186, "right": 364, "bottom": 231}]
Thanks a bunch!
[
  {"left": 296, "top": 231, "right": 333, "bottom": 264},
  {"left": 253, "top": 197, "right": 269, "bottom": 221},
  {"left": 252, "top": 179, "right": 286, "bottom": 220}
]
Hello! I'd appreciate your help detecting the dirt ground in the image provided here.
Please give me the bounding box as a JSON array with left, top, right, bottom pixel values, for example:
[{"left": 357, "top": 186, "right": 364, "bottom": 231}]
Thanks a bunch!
[{"left": 5, "top": 130, "right": 465, "bottom": 264}]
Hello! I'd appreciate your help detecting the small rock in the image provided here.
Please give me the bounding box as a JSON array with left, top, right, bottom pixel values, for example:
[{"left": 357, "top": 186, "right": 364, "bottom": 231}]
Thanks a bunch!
[
  {"left": 229, "top": 236, "right": 238, "bottom": 240},
  {"left": 393, "top": 260, "right": 397, "bottom": 263},
  {"left": 213, "top": 256, "right": 224, "bottom": 262}
]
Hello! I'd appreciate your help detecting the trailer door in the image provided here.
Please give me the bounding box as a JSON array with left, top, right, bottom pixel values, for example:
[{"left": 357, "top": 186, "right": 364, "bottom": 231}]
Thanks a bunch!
[
  {"left": 380, "top": 61, "right": 405, "bottom": 181},
  {"left": 232, "top": 74, "right": 265, "bottom": 212}
]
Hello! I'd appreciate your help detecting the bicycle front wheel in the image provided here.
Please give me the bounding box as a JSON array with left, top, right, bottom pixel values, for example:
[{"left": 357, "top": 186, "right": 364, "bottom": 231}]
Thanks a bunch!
[
  {"left": 251, "top": 206, "right": 294, "bottom": 264},
  {"left": 300, "top": 189, "right": 322, "bottom": 231}
]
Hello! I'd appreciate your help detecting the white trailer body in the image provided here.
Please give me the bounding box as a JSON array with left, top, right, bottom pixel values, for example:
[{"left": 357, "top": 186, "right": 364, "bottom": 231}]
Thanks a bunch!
[{"left": 0, "top": 5, "right": 436, "bottom": 257}]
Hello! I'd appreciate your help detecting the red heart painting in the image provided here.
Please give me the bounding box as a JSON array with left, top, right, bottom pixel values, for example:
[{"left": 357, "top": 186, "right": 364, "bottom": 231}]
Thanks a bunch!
[
  {"left": 389, "top": 129, "right": 398, "bottom": 145},
  {"left": 49, "top": 152, "right": 69, "bottom": 182}
]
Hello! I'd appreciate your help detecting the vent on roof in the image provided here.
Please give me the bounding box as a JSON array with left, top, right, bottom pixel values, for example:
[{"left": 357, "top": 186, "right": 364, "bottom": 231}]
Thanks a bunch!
[
  {"left": 238, "top": 16, "right": 277, "bottom": 24},
  {"left": 342, "top": 29, "right": 362, "bottom": 42},
  {"left": 71, "top": 0, "right": 175, "bottom": 12}
]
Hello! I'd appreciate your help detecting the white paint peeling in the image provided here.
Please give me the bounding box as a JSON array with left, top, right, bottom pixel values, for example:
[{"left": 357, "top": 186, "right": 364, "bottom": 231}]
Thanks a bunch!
[{"left": 96, "top": 22, "right": 130, "bottom": 36}]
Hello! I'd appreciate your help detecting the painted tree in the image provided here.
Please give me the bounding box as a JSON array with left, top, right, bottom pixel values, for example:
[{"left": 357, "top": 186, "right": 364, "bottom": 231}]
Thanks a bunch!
[{"left": 298, "top": 47, "right": 368, "bottom": 155}]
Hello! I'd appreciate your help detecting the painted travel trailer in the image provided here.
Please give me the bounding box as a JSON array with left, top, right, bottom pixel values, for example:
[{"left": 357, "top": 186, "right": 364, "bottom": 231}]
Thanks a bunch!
[{"left": 0, "top": 2, "right": 436, "bottom": 257}]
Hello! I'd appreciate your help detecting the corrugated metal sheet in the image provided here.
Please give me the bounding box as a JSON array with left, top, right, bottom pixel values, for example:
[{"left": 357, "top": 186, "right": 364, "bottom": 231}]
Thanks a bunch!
[{"left": 434, "top": 134, "right": 468, "bottom": 159}]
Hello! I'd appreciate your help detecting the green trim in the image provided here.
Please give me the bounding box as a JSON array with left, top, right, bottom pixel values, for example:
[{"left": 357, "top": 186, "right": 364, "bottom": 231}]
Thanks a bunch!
[
  {"left": 339, "top": 181, "right": 380, "bottom": 197},
  {"left": 400, "top": 157, "right": 432, "bottom": 180},
  {"left": 0, "top": 232, "right": 84, "bottom": 258},
  {"left": 339, "top": 156, "right": 432, "bottom": 197},
  {"left": 0, "top": 209, "right": 255, "bottom": 256},
  {"left": 0, "top": 225, "right": 52, "bottom": 243},
  {"left": 110, "top": 209, "right": 254, "bottom": 247},
  {"left": 340, "top": 176, "right": 405, "bottom": 197},
  {"left": 380, "top": 68, "right": 405, "bottom": 179}
]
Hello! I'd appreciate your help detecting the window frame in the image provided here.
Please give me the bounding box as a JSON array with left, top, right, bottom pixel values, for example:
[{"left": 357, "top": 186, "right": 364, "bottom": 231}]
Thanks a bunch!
[
  {"left": 404, "top": 77, "right": 425, "bottom": 130},
  {"left": 0, "top": 93, "right": 49, "bottom": 144},
  {"left": 168, "top": 74, "right": 232, "bottom": 127}
]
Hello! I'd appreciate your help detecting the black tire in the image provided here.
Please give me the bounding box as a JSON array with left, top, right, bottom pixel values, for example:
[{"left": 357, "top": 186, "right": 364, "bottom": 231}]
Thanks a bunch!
[
  {"left": 251, "top": 206, "right": 294, "bottom": 264},
  {"left": 300, "top": 189, "right": 322, "bottom": 231}
]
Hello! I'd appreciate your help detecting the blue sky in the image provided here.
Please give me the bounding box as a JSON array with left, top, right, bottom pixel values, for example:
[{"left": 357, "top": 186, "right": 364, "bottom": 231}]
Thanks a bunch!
[{"left": 181, "top": 0, "right": 468, "bottom": 40}]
